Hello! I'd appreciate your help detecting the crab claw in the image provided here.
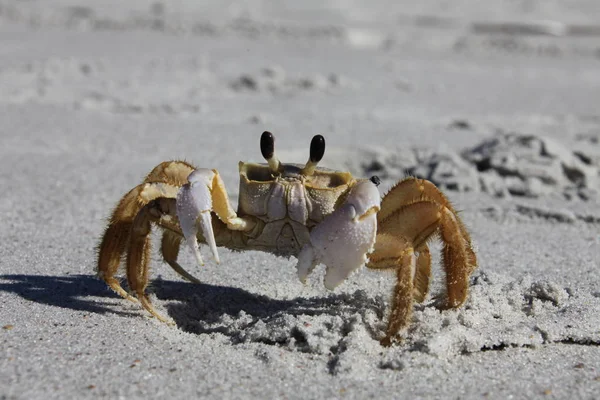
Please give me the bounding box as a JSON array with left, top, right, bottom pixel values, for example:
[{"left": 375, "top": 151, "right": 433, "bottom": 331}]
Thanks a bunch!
[
  {"left": 296, "top": 179, "right": 381, "bottom": 289},
  {"left": 176, "top": 169, "right": 220, "bottom": 266}
]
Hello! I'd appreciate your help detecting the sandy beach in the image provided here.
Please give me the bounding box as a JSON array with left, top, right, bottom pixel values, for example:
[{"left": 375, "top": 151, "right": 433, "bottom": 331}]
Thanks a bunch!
[{"left": 1, "top": 1, "right": 599, "bottom": 399}]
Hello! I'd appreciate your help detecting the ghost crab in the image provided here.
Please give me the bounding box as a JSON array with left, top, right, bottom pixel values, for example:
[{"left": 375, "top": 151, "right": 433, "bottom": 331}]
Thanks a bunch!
[{"left": 97, "top": 131, "right": 477, "bottom": 345}]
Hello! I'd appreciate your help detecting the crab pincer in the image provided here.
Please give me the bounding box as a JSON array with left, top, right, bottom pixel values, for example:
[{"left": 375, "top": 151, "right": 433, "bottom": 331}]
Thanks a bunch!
[
  {"left": 296, "top": 179, "right": 381, "bottom": 289},
  {"left": 176, "top": 169, "right": 221, "bottom": 266}
]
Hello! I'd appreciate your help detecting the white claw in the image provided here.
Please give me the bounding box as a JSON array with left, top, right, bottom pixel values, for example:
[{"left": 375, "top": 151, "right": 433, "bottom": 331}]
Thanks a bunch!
[
  {"left": 296, "top": 245, "right": 317, "bottom": 284},
  {"left": 295, "top": 180, "right": 381, "bottom": 289},
  {"left": 176, "top": 169, "right": 220, "bottom": 266}
]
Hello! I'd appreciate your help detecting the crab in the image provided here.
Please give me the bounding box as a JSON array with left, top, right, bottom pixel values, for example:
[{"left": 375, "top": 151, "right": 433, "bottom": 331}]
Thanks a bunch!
[{"left": 97, "top": 131, "right": 477, "bottom": 345}]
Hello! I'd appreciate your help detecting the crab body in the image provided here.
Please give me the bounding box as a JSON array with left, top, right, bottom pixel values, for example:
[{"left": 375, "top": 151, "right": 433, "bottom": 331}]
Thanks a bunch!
[
  {"left": 97, "top": 132, "right": 477, "bottom": 345},
  {"left": 235, "top": 162, "right": 355, "bottom": 256}
]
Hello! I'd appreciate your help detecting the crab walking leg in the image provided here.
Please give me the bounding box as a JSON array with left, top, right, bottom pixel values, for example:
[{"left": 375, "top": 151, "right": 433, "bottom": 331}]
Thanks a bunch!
[
  {"left": 144, "top": 160, "right": 196, "bottom": 186},
  {"left": 97, "top": 181, "right": 180, "bottom": 302},
  {"left": 367, "top": 227, "right": 431, "bottom": 304},
  {"left": 97, "top": 188, "right": 143, "bottom": 302},
  {"left": 413, "top": 245, "right": 432, "bottom": 303},
  {"left": 177, "top": 168, "right": 255, "bottom": 266},
  {"left": 439, "top": 207, "right": 473, "bottom": 307},
  {"left": 296, "top": 180, "right": 381, "bottom": 289},
  {"left": 379, "top": 177, "right": 454, "bottom": 220},
  {"left": 160, "top": 230, "right": 201, "bottom": 284},
  {"left": 386, "top": 251, "right": 416, "bottom": 345},
  {"left": 126, "top": 206, "right": 171, "bottom": 323},
  {"left": 380, "top": 177, "right": 477, "bottom": 274},
  {"left": 367, "top": 234, "right": 417, "bottom": 345},
  {"left": 377, "top": 200, "right": 473, "bottom": 309},
  {"left": 97, "top": 221, "right": 136, "bottom": 302}
]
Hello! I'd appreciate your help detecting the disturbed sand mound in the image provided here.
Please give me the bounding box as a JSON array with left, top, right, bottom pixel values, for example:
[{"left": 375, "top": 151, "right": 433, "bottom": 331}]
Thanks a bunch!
[
  {"left": 357, "top": 132, "right": 600, "bottom": 201},
  {"left": 463, "top": 132, "right": 599, "bottom": 200},
  {"left": 161, "top": 270, "right": 600, "bottom": 373}
]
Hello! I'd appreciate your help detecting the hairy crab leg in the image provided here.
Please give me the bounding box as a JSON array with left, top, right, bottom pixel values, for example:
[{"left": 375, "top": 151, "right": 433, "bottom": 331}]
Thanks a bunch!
[
  {"left": 97, "top": 181, "right": 179, "bottom": 302},
  {"left": 438, "top": 207, "right": 473, "bottom": 307},
  {"left": 413, "top": 245, "right": 431, "bottom": 303},
  {"left": 380, "top": 177, "right": 477, "bottom": 273},
  {"left": 369, "top": 199, "right": 475, "bottom": 344},
  {"left": 97, "top": 220, "right": 136, "bottom": 302},
  {"left": 126, "top": 205, "right": 172, "bottom": 323},
  {"left": 362, "top": 232, "right": 418, "bottom": 345},
  {"left": 143, "top": 160, "right": 195, "bottom": 185},
  {"left": 385, "top": 249, "right": 416, "bottom": 347}
]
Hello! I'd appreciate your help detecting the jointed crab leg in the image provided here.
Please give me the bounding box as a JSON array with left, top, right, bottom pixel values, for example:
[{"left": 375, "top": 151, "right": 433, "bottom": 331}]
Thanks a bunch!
[
  {"left": 143, "top": 160, "right": 196, "bottom": 186},
  {"left": 98, "top": 182, "right": 178, "bottom": 301},
  {"left": 126, "top": 203, "right": 168, "bottom": 321},
  {"left": 368, "top": 177, "right": 477, "bottom": 345},
  {"left": 387, "top": 248, "right": 416, "bottom": 346},
  {"left": 413, "top": 245, "right": 431, "bottom": 303},
  {"left": 97, "top": 162, "right": 201, "bottom": 314},
  {"left": 379, "top": 177, "right": 477, "bottom": 272},
  {"left": 97, "top": 219, "right": 136, "bottom": 302}
]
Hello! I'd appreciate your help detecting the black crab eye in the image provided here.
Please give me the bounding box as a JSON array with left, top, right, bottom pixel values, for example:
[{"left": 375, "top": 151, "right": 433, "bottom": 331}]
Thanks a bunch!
[
  {"left": 260, "top": 131, "right": 275, "bottom": 160},
  {"left": 309, "top": 134, "right": 325, "bottom": 163},
  {"left": 369, "top": 175, "right": 381, "bottom": 186}
]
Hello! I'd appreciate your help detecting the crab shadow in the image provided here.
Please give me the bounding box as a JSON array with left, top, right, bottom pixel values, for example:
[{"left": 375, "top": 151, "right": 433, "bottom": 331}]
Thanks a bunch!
[
  {"left": 0, "top": 273, "right": 139, "bottom": 317},
  {"left": 0, "top": 274, "right": 387, "bottom": 338},
  {"left": 155, "top": 278, "right": 387, "bottom": 341}
]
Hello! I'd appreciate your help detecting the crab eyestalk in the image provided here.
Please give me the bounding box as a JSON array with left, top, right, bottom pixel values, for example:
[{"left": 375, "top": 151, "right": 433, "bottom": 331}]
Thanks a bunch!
[
  {"left": 302, "top": 134, "right": 325, "bottom": 176},
  {"left": 260, "top": 131, "right": 282, "bottom": 174}
]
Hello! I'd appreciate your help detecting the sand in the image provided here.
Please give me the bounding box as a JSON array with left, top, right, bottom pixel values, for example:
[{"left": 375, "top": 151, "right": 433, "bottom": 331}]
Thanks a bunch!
[{"left": 1, "top": 1, "right": 599, "bottom": 399}]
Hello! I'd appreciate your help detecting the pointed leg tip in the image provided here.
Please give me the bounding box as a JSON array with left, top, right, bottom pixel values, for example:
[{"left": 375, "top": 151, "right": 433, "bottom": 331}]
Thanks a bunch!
[
  {"left": 126, "top": 294, "right": 139, "bottom": 304},
  {"left": 193, "top": 251, "right": 204, "bottom": 267},
  {"left": 139, "top": 296, "right": 173, "bottom": 324},
  {"left": 153, "top": 314, "right": 173, "bottom": 324},
  {"left": 380, "top": 334, "right": 403, "bottom": 347}
]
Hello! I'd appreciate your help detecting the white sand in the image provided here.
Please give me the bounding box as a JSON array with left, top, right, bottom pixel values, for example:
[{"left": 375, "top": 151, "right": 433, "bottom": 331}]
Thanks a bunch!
[{"left": 1, "top": 1, "right": 599, "bottom": 399}]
